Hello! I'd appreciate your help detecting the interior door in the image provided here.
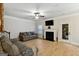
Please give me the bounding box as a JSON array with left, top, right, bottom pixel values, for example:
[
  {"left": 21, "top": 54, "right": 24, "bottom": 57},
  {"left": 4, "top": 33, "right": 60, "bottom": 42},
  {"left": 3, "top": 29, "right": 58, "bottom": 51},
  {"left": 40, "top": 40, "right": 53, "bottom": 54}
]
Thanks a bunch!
[{"left": 62, "top": 24, "right": 69, "bottom": 40}]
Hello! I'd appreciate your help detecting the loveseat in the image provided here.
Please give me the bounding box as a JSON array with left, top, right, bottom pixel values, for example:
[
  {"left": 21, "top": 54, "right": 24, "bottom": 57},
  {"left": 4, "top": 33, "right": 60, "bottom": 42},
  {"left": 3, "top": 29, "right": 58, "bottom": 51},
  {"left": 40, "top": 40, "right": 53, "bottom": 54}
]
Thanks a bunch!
[{"left": 19, "top": 32, "right": 38, "bottom": 41}]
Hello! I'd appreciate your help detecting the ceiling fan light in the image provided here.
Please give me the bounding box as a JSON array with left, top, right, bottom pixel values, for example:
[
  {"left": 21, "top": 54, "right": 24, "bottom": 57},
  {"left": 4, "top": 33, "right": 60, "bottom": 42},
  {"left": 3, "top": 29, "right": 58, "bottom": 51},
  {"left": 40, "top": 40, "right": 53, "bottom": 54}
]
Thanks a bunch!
[{"left": 35, "top": 16, "right": 39, "bottom": 19}]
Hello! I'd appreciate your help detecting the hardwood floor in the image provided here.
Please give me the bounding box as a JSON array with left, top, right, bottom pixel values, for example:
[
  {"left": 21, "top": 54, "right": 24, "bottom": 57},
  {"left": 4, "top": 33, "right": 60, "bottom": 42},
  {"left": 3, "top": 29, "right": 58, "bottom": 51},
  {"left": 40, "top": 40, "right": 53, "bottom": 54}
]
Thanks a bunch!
[{"left": 22, "top": 39, "right": 79, "bottom": 56}]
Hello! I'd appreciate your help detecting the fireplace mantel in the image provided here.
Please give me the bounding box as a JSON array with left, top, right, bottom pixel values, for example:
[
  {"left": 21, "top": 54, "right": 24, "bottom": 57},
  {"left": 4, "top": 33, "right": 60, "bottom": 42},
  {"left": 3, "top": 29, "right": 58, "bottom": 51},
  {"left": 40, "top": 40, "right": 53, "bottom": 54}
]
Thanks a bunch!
[{"left": 44, "top": 29, "right": 55, "bottom": 32}]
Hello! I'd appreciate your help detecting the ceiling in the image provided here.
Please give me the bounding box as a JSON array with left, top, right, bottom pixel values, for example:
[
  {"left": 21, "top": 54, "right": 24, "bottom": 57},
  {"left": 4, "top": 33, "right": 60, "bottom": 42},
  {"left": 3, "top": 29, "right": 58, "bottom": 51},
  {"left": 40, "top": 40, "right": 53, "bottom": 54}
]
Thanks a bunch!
[{"left": 4, "top": 3, "right": 79, "bottom": 20}]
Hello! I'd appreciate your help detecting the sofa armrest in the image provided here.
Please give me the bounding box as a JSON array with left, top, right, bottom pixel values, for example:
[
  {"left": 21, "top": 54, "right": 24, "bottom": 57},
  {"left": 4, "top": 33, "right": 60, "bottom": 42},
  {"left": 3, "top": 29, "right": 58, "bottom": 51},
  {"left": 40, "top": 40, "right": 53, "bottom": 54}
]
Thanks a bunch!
[{"left": 31, "top": 47, "right": 38, "bottom": 56}]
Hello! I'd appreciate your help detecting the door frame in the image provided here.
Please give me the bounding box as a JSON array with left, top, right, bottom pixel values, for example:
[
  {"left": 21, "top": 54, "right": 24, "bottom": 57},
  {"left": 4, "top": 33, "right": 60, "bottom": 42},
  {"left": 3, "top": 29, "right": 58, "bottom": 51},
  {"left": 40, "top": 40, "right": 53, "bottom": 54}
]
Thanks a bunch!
[{"left": 62, "top": 24, "right": 69, "bottom": 40}]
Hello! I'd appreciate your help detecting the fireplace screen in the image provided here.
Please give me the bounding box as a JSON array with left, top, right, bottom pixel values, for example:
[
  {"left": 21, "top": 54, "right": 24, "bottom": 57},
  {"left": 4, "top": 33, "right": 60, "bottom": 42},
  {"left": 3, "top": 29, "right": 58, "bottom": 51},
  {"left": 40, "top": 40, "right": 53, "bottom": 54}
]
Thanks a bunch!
[{"left": 46, "top": 32, "right": 54, "bottom": 41}]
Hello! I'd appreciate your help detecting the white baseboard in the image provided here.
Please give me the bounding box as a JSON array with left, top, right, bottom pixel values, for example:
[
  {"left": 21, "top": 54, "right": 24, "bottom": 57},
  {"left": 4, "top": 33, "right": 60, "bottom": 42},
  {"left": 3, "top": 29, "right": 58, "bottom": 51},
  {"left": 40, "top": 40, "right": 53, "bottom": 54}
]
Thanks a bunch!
[{"left": 59, "top": 39, "right": 79, "bottom": 47}]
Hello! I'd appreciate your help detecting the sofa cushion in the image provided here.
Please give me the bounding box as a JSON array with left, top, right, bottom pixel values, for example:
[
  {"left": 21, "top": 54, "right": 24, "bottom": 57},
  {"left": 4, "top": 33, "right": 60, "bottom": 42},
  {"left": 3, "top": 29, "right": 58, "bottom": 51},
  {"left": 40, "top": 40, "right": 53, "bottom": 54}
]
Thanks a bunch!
[
  {"left": 30, "top": 32, "right": 34, "bottom": 35},
  {"left": 0, "top": 35, "right": 20, "bottom": 56},
  {"left": 0, "top": 42, "right": 3, "bottom": 53},
  {"left": 26, "top": 32, "right": 30, "bottom": 36}
]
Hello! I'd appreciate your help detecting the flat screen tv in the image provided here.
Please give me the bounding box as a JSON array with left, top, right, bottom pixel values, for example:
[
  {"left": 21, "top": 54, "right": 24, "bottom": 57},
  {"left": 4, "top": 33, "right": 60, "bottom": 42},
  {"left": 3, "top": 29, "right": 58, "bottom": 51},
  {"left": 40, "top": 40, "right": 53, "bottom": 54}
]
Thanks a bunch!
[{"left": 45, "top": 20, "right": 54, "bottom": 26}]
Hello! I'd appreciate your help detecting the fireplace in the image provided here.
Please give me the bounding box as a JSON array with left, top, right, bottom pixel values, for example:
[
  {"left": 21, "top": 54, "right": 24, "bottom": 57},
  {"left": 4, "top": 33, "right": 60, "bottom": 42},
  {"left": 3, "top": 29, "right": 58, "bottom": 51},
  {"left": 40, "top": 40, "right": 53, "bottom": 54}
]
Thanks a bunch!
[{"left": 46, "top": 32, "right": 54, "bottom": 41}]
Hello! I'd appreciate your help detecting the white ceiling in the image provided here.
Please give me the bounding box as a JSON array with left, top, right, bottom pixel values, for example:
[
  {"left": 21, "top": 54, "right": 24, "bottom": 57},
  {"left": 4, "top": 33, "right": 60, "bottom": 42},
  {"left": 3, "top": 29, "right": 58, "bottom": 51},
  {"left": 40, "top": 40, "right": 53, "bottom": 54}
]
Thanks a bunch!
[{"left": 4, "top": 3, "right": 79, "bottom": 20}]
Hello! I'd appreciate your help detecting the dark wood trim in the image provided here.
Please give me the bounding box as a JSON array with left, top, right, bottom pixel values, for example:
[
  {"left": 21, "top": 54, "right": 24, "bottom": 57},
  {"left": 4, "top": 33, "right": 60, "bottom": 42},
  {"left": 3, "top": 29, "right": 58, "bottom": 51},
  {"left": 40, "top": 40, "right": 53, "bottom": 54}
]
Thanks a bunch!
[{"left": 0, "top": 3, "right": 4, "bottom": 32}]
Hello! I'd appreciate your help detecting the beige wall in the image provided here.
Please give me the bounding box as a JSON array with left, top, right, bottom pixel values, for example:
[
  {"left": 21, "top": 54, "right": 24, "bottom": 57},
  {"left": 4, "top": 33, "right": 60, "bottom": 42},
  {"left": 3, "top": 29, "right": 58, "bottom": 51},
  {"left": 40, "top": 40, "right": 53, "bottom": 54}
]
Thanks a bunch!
[
  {"left": 4, "top": 15, "right": 36, "bottom": 39},
  {"left": 54, "top": 13, "right": 79, "bottom": 45}
]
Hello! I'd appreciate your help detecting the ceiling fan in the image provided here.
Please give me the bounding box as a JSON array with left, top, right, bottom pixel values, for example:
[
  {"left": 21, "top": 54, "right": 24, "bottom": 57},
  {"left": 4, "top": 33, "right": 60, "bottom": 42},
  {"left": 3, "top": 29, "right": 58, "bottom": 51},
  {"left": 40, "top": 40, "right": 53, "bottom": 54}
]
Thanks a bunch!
[
  {"left": 34, "top": 11, "right": 45, "bottom": 19},
  {"left": 33, "top": 4, "right": 45, "bottom": 19}
]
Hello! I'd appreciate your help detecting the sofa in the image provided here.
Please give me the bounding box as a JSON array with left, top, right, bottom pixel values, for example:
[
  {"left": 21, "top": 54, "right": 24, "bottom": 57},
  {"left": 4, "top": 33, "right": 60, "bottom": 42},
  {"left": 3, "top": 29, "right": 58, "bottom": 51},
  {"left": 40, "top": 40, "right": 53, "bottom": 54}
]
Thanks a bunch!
[
  {"left": 0, "top": 35, "right": 38, "bottom": 56},
  {"left": 19, "top": 32, "right": 38, "bottom": 41}
]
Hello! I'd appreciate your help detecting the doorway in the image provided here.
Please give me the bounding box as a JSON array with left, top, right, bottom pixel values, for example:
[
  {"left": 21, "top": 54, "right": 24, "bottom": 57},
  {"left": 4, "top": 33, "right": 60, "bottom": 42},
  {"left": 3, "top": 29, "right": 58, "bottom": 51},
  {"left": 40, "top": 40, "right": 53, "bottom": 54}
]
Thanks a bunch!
[
  {"left": 37, "top": 25, "right": 44, "bottom": 39},
  {"left": 62, "top": 24, "right": 69, "bottom": 40}
]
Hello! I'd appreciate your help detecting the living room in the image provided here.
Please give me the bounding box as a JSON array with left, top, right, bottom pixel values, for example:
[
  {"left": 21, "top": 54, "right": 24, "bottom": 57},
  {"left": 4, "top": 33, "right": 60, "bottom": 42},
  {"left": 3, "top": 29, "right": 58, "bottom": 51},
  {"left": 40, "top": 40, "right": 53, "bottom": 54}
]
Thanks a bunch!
[{"left": 1, "top": 3, "right": 79, "bottom": 56}]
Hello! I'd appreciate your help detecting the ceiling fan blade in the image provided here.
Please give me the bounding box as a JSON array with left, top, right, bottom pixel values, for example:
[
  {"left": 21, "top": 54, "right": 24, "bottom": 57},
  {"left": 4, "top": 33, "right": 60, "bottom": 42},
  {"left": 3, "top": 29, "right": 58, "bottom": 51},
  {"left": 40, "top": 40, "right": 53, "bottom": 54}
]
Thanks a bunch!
[{"left": 39, "top": 15, "right": 44, "bottom": 17}]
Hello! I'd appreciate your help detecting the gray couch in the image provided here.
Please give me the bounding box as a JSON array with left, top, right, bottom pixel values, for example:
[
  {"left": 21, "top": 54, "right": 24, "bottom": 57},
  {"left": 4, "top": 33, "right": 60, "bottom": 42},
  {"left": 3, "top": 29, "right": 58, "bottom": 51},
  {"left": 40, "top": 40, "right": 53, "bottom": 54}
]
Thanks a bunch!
[
  {"left": 19, "top": 32, "right": 38, "bottom": 41},
  {"left": 0, "top": 35, "right": 38, "bottom": 56}
]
